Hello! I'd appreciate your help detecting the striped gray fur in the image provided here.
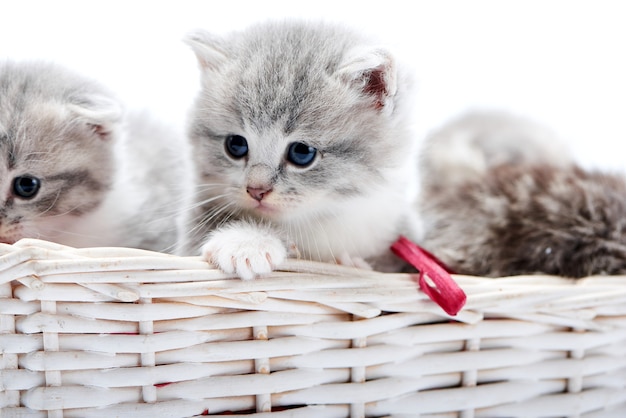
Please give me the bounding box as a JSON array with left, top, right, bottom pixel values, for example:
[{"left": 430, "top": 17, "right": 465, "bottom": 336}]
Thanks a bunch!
[{"left": 178, "top": 20, "right": 422, "bottom": 278}]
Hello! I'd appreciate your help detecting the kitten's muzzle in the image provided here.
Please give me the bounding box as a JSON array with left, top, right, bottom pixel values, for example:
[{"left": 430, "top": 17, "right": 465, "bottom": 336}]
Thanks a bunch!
[
  {"left": 247, "top": 186, "right": 272, "bottom": 202},
  {"left": 246, "top": 163, "right": 275, "bottom": 202}
]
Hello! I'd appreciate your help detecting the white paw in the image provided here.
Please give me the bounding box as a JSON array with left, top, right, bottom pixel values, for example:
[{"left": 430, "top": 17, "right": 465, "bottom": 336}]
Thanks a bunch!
[{"left": 201, "top": 224, "right": 287, "bottom": 280}]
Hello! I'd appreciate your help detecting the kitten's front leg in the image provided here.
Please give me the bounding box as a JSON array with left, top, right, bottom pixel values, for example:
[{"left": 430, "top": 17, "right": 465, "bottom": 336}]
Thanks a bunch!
[{"left": 201, "top": 221, "right": 288, "bottom": 280}]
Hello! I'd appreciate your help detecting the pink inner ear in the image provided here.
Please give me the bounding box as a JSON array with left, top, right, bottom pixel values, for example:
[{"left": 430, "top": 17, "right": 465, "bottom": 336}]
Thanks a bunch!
[
  {"left": 89, "top": 123, "right": 110, "bottom": 140},
  {"left": 363, "top": 67, "right": 388, "bottom": 110}
]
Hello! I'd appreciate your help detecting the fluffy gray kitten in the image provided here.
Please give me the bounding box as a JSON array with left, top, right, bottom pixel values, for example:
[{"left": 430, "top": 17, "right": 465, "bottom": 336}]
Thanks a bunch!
[
  {"left": 0, "top": 60, "right": 187, "bottom": 251},
  {"left": 420, "top": 111, "right": 626, "bottom": 278},
  {"left": 178, "top": 21, "right": 421, "bottom": 279}
]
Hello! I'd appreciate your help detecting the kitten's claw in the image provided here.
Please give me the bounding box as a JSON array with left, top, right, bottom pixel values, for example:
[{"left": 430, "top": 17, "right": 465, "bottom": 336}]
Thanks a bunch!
[{"left": 201, "top": 225, "right": 287, "bottom": 280}]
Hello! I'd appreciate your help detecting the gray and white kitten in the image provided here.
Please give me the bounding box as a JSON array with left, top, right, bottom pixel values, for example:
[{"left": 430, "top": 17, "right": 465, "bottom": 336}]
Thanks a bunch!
[
  {"left": 0, "top": 60, "right": 187, "bottom": 251},
  {"left": 420, "top": 111, "right": 626, "bottom": 278},
  {"left": 178, "top": 21, "right": 421, "bottom": 279}
]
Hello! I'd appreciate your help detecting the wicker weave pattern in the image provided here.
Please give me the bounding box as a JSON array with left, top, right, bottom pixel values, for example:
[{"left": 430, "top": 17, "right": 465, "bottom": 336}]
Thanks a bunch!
[{"left": 1, "top": 239, "right": 626, "bottom": 417}]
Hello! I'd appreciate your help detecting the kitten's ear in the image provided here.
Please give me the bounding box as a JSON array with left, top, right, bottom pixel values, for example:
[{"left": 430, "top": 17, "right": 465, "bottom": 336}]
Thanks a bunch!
[
  {"left": 68, "top": 95, "right": 123, "bottom": 141},
  {"left": 338, "top": 47, "right": 397, "bottom": 112},
  {"left": 184, "top": 29, "right": 229, "bottom": 71}
]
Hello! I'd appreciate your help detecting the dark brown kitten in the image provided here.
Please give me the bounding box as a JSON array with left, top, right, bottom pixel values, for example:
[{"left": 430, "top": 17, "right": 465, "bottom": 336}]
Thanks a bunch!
[
  {"left": 421, "top": 163, "right": 626, "bottom": 277},
  {"left": 420, "top": 110, "right": 626, "bottom": 278}
]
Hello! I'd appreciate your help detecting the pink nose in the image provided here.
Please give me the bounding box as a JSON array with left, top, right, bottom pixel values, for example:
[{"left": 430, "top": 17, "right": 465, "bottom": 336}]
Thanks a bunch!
[{"left": 247, "top": 186, "right": 272, "bottom": 201}]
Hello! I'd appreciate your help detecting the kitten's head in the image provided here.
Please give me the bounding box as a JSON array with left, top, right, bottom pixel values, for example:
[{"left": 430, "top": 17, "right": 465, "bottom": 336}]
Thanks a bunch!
[
  {"left": 185, "top": 21, "right": 415, "bottom": 227},
  {"left": 0, "top": 61, "right": 121, "bottom": 244}
]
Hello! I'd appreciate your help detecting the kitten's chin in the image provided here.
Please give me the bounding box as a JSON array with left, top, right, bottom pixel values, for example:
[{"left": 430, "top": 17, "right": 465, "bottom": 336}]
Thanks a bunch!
[
  {"left": 241, "top": 200, "right": 301, "bottom": 222},
  {"left": 248, "top": 203, "right": 281, "bottom": 219},
  {"left": 237, "top": 195, "right": 279, "bottom": 216},
  {"left": 241, "top": 197, "right": 314, "bottom": 222}
]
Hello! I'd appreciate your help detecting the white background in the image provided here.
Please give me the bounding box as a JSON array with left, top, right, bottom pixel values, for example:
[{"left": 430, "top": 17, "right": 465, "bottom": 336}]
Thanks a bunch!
[{"left": 2, "top": 0, "right": 626, "bottom": 171}]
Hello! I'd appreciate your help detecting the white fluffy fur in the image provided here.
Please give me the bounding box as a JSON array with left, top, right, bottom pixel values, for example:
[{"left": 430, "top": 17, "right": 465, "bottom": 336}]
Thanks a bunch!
[{"left": 57, "top": 111, "right": 191, "bottom": 251}]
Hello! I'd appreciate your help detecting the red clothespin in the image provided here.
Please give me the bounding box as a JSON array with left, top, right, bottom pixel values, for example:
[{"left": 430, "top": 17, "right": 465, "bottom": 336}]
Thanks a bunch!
[{"left": 391, "top": 236, "right": 466, "bottom": 316}]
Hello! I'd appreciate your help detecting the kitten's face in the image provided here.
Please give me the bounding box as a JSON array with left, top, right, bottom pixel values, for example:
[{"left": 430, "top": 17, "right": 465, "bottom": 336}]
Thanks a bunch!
[
  {"left": 0, "top": 62, "right": 118, "bottom": 244},
  {"left": 190, "top": 98, "right": 389, "bottom": 223},
  {"left": 187, "top": 22, "right": 413, "bottom": 226}
]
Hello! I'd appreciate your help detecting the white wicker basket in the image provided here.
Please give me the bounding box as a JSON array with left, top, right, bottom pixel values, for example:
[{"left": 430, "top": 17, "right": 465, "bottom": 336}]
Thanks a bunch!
[{"left": 1, "top": 239, "right": 626, "bottom": 417}]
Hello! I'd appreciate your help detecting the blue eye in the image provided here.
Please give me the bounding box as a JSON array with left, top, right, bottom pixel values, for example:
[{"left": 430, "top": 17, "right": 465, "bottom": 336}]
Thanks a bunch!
[
  {"left": 13, "top": 175, "right": 41, "bottom": 199},
  {"left": 287, "top": 142, "right": 317, "bottom": 167},
  {"left": 225, "top": 135, "right": 248, "bottom": 158}
]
